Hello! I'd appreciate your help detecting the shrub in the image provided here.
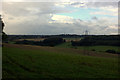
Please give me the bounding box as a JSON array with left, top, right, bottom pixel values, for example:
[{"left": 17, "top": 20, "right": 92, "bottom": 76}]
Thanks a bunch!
[
  {"left": 91, "top": 49, "right": 95, "bottom": 51},
  {"left": 105, "top": 49, "right": 116, "bottom": 54},
  {"left": 43, "top": 37, "right": 65, "bottom": 46}
]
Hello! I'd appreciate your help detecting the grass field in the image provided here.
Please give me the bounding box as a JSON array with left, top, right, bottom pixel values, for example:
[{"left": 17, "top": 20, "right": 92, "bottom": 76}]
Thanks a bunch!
[
  {"left": 56, "top": 42, "right": 120, "bottom": 53},
  {"left": 2, "top": 44, "right": 119, "bottom": 79}
]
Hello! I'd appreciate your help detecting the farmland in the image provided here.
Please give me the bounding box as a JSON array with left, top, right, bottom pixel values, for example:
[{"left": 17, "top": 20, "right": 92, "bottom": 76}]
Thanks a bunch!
[{"left": 2, "top": 43, "right": 119, "bottom": 79}]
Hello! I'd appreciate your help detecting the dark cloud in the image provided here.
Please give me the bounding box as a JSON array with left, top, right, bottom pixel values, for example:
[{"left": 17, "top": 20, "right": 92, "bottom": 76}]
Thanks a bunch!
[
  {"left": 69, "top": 2, "right": 118, "bottom": 8},
  {"left": 92, "top": 16, "right": 98, "bottom": 20},
  {"left": 86, "top": 2, "right": 118, "bottom": 8},
  {"left": 71, "top": 2, "right": 84, "bottom": 5}
]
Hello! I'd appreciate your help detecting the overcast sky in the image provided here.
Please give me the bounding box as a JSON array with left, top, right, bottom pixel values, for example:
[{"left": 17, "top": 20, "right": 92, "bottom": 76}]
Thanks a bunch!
[{"left": 1, "top": 0, "right": 119, "bottom": 35}]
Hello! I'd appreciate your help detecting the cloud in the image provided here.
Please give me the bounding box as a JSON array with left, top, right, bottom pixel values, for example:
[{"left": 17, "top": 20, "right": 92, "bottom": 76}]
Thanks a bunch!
[
  {"left": 110, "top": 33, "right": 118, "bottom": 35},
  {"left": 2, "top": 2, "right": 118, "bottom": 35},
  {"left": 49, "top": 15, "right": 74, "bottom": 24},
  {"left": 90, "top": 11, "right": 117, "bottom": 16},
  {"left": 54, "top": 2, "right": 86, "bottom": 8},
  {"left": 99, "top": 6, "right": 118, "bottom": 12},
  {"left": 3, "top": 2, "right": 56, "bottom": 16},
  {"left": 92, "top": 16, "right": 98, "bottom": 20},
  {"left": 70, "top": 2, "right": 86, "bottom": 8},
  {"left": 3, "top": 0, "right": 119, "bottom": 2},
  {"left": 107, "top": 25, "right": 118, "bottom": 30}
]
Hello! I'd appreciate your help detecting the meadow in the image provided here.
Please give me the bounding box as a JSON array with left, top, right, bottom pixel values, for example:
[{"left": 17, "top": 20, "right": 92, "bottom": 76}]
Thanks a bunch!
[
  {"left": 2, "top": 43, "right": 119, "bottom": 79},
  {"left": 56, "top": 42, "right": 120, "bottom": 53}
]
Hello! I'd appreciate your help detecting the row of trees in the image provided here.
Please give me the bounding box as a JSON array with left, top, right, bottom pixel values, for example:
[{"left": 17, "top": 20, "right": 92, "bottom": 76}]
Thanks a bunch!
[
  {"left": 72, "top": 35, "right": 120, "bottom": 46},
  {"left": 15, "top": 37, "right": 65, "bottom": 47}
]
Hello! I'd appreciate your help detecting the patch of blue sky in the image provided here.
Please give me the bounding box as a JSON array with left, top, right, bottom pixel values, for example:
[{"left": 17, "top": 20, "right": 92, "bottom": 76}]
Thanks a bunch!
[
  {"left": 57, "top": 7, "right": 117, "bottom": 20},
  {"left": 57, "top": 7, "right": 99, "bottom": 20}
]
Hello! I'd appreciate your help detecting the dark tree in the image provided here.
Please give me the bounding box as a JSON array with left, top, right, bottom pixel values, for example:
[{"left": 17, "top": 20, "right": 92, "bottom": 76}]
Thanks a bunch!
[{"left": 0, "top": 15, "right": 7, "bottom": 41}]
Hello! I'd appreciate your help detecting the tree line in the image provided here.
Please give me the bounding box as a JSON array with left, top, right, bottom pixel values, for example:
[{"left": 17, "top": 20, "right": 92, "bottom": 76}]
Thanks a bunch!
[
  {"left": 71, "top": 35, "right": 120, "bottom": 46},
  {"left": 15, "top": 37, "right": 65, "bottom": 47}
]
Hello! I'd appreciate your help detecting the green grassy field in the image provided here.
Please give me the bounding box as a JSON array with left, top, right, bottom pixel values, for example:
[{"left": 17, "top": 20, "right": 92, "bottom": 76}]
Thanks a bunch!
[
  {"left": 56, "top": 42, "right": 120, "bottom": 53},
  {"left": 2, "top": 44, "right": 119, "bottom": 79}
]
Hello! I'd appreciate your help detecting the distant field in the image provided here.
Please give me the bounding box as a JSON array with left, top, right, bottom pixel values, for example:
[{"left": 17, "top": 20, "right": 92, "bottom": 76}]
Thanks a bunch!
[
  {"left": 16, "top": 38, "right": 81, "bottom": 42},
  {"left": 56, "top": 42, "right": 120, "bottom": 53},
  {"left": 16, "top": 38, "right": 45, "bottom": 41},
  {"left": 77, "top": 46, "right": 119, "bottom": 52},
  {"left": 63, "top": 38, "right": 82, "bottom": 42},
  {"left": 2, "top": 44, "right": 119, "bottom": 79}
]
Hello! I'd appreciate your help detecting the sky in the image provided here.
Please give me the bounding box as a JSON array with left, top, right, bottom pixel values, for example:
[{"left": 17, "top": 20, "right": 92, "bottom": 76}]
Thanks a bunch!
[{"left": 1, "top": 0, "right": 119, "bottom": 35}]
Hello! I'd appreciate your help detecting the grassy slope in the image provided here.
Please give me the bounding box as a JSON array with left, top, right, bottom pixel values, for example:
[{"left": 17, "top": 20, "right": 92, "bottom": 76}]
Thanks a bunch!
[{"left": 3, "top": 44, "right": 119, "bottom": 79}]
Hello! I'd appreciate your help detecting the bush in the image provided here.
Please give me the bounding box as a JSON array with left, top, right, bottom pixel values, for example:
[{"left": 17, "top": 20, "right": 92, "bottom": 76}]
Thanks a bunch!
[
  {"left": 105, "top": 49, "right": 116, "bottom": 54},
  {"left": 116, "top": 52, "right": 120, "bottom": 54},
  {"left": 43, "top": 37, "right": 65, "bottom": 46},
  {"left": 91, "top": 49, "right": 95, "bottom": 51}
]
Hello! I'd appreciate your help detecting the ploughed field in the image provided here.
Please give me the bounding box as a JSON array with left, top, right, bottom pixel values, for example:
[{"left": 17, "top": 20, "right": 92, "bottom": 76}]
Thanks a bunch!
[{"left": 2, "top": 43, "right": 119, "bottom": 79}]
